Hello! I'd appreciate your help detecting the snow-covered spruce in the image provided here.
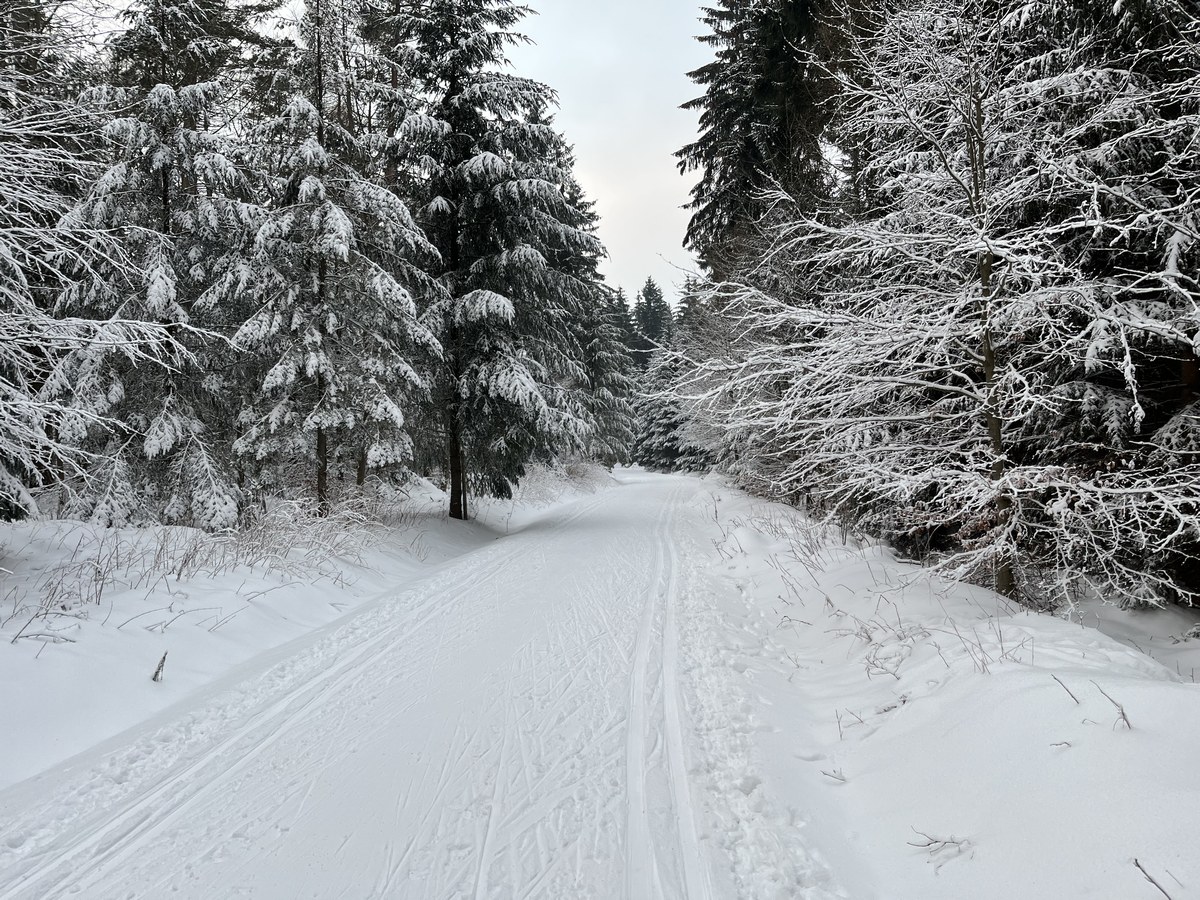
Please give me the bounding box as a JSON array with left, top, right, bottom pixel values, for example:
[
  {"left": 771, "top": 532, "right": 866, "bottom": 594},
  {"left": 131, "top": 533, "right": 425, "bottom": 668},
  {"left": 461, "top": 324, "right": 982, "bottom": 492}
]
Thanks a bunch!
[
  {"left": 579, "top": 285, "right": 637, "bottom": 467},
  {"left": 362, "top": 0, "right": 610, "bottom": 519},
  {"left": 229, "top": 0, "right": 442, "bottom": 513},
  {"left": 47, "top": 0, "right": 280, "bottom": 530},
  {"left": 0, "top": 5, "right": 183, "bottom": 522}
]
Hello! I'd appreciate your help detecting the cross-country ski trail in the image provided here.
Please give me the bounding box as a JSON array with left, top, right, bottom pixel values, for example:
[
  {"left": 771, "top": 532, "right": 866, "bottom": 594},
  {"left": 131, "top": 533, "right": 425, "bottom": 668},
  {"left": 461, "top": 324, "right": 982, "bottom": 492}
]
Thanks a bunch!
[{"left": 0, "top": 472, "right": 837, "bottom": 899}]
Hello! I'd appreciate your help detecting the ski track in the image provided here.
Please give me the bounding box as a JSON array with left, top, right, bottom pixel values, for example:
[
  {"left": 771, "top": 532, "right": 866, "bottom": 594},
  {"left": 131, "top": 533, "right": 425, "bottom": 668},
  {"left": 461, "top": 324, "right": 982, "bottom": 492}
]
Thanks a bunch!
[
  {"left": 0, "top": 476, "right": 814, "bottom": 899},
  {"left": 622, "top": 497, "right": 661, "bottom": 899}
]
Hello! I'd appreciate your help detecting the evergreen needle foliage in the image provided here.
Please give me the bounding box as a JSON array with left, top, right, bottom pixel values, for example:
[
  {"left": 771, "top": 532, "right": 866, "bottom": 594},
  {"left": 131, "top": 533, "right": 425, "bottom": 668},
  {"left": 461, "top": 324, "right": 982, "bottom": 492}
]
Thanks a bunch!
[{"left": 0, "top": 0, "right": 631, "bottom": 526}]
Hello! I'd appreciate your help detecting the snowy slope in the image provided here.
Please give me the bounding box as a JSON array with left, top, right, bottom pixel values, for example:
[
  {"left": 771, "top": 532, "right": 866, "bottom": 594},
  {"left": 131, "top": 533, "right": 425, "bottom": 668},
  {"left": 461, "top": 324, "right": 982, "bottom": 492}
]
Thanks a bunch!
[
  {"left": 1, "top": 471, "right": 1198, "bottom": 899},
  {"left": 687, "top": 482, "right": 1200, "bottom": 900},
  {"left": 0, "top": 486, "right": 498, "bottom": 791}
]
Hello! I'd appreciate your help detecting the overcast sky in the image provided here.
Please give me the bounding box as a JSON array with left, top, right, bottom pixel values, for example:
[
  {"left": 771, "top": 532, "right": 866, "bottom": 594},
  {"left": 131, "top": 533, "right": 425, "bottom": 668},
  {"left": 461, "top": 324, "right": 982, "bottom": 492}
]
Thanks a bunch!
[{"left": 507, "top": 1, "right": 710, "bottom": 304}]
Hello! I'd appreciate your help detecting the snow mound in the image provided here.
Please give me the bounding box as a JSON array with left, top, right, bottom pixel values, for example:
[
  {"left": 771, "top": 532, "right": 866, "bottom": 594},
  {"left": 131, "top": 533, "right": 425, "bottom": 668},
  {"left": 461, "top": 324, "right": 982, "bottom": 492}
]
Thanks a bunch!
[
  {"left": 685, "top": 484, "right": 1200, "bottom": 900},
  {"left": 475, "top": 460, "right": 617, "bottom": 515}
]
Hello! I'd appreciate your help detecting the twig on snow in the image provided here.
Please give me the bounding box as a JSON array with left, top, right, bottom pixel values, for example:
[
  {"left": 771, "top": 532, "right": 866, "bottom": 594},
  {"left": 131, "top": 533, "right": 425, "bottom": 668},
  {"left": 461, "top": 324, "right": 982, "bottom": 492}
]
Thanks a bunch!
[
  {"left": 151, "top": 651, "right": 168, "bottom": 683},
  {"left": 1091, "top": 680, "right": 1132, "bottom": 729},
  {"left": 907, "top": 827, "right": 973, "bottom": 871},
  {"left": 908, "top": 828, "right": 967, "bottom": 854},
  {"left": 1051, "top": 674, "right": 1080, "bottom": 704},
  {"left": 1133, "top": 858, "right": 1174, "bottom": 900}
]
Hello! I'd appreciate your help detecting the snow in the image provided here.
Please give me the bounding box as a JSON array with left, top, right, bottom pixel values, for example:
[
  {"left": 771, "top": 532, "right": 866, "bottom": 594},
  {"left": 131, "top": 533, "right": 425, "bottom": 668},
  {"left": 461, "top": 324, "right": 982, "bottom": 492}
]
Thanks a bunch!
[
  {"left": 461, "top": 151, "right": 510, "bottom": 182},
  {"left": 689, "top": 484, "right": 1200, "bottom": 899},
  {"left": 455, "top": 289, "right": 516, "bottom": 326},
  {"left": 1, "top": 469, "right": 1198, "bottom": 898}
]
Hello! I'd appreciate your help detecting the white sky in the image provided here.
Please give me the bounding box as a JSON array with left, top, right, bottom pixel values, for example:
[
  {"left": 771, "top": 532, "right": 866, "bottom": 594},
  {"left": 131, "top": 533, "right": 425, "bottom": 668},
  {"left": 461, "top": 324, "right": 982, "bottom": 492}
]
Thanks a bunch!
[{"left": 507, "top": 1, "right": 710, "bottom": 304}]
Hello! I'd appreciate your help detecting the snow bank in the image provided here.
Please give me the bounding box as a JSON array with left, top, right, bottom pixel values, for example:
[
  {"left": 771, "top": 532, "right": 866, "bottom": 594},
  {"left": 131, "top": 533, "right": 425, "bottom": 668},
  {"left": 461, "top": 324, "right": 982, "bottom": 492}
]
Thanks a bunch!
[
  {"left": 0, "top": 468, "right": 614, "bottom": 792},
  {"left": 680, "top": 478, "right": 1200, "bottom": 900},
  {"left": 473, "top": 460, "right": 618, "bottom": 528}
]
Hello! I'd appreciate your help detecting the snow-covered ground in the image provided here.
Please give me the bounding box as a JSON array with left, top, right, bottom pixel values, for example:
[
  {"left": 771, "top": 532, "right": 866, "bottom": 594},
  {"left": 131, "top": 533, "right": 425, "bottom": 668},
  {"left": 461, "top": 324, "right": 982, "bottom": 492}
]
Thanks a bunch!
[{"left": 1, "top": 468, "right": 1199, "bottom": 898}]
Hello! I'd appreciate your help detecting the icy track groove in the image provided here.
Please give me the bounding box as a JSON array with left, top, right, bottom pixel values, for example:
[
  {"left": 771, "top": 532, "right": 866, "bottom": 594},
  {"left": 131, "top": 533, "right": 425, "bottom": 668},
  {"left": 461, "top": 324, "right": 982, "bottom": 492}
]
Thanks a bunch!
[{"left": 0, "top": 473, "right": 784, "bottom": 899}]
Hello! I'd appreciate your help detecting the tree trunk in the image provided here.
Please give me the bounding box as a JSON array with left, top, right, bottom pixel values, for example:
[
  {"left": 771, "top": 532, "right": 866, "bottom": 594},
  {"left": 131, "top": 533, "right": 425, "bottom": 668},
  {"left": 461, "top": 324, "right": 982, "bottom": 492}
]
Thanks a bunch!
[
  {"left": 356, "top": 448, "right": 367, "bottom": 488},
  {"left": 161, "top": 169, "right": 171, "bottom": 236},
  {"left": 980, "top": 251, "right": 1015, "bottom": 598},
  {"left": 1181, "top": 355, "right": 1199, "bottom": 405},
  {"left": 448, "top": 419, "right": 467, "bottom": 521},
  {"left": 315, "top": 249, "right": 329, "bottom": 519},
  {"left": 313, "top": 0, "right": 325, "bottom": 144},
  {"left": 457, "top": 453, "right": 468, "bottom": 521},
  {"left": 316, "top": 425, "right": 329, "bottom": 516}
]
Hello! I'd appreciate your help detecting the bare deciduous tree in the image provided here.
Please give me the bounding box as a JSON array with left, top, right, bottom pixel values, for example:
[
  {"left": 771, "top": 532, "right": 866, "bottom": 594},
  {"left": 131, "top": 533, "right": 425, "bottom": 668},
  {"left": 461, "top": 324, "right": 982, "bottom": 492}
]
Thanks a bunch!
[{"left": 678, "top": 0, "right": 1200, "bottom": 607}]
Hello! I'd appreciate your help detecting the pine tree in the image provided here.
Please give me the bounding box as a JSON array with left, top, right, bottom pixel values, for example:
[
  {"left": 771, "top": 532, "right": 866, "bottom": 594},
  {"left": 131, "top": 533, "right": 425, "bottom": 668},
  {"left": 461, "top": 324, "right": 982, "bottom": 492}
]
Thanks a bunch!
[
  {"left": 553, "top": 169, "right": 635, "bottom": 467},
  {"left": 51, "top": 0, "right": 260, "bottom": 529},
  {"left": 677, "top": 0, "right": 846, "bottom": 275},
  {"left": 608, "top": 287, "right": 638, "bottom": 351},
  {"left": 632, "top": 350, "right": 711, "bottom": 474},
  {"left": 631, "top": 277, "right": 672, "bottom": 368},
  {"left": 631, "top": 280, "right": 725, "bottom": 476},
  {"left": 675, "top": 276, "right": 708, "bottom": 330},
  {"left": 0, "top": 4, "right": 179, "bottom": 519},
  {"left": 362, "top": 0, "right": 604, "bottom": 519},
  {"left": 229, "top": 0, "right": 441, "bottom": 513},
  {"left": 107, "top": 0, "right": 269, "bottom": 91},
  {"left": 580, "top": 287, "right": 636, "bottom": 465}
]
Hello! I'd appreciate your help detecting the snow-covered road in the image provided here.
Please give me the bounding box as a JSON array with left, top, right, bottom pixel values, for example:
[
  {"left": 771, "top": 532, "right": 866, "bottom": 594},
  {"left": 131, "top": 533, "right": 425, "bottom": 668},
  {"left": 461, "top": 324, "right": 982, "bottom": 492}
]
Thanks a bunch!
[
  {"left": 0, "top": 473, "right": 790, "bottom": 899},
  {"left": 7, "top": 470, "right": 1196, "bottom": 899}
]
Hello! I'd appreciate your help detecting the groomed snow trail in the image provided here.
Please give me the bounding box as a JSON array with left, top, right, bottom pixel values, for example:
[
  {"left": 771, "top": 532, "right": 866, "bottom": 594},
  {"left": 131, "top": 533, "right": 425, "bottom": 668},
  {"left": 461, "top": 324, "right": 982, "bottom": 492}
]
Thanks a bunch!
[{"left": 0, "top": 473, "right": 790, "bottom": 899}]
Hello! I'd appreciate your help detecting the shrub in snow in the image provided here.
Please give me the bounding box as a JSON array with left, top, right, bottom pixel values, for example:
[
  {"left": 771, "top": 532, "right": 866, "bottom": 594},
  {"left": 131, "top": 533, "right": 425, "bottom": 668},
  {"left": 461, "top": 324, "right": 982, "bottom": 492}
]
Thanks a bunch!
[{"left": 676, "top": 0, "right": 1200, "bottom": 607}]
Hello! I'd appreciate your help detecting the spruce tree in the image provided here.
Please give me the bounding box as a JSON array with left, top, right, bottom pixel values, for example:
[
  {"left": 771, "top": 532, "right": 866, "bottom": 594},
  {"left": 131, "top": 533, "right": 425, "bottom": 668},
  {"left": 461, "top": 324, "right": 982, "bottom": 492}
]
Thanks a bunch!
[
  {"left": 0, "top": 3, "right": 180, "bottom": 519},
  {"left": 608, "top": 287, "right": 638, "bottom": 351},
  {"left": 107, "top": 0, "right": 268, "bottom": 91},
  {"left": 553, "top": 169, "right": 635, "bottom": 466},
  {"left": 631, "top": 280, "right": 718, "bottom": 475},
  {"left": 229, "top": 0, "right": 440, "bottom": 512},
  {"left": 362, "top": 0, "right": 604, "bottom": 519},
  {"left": 677, "top": 0, "right": 845, "bottom": 275},
  {"left": 579, "top": 286, "right": 637, "bottom": 466},
  {"left": 631, "top": 277, "right": 673, "bottom": 368},
  {"left": 632, "top": 350, "right": 711, "bottom": 474},
  {"left": 51, "top": 0, "right": 258, "bottom": 528}
]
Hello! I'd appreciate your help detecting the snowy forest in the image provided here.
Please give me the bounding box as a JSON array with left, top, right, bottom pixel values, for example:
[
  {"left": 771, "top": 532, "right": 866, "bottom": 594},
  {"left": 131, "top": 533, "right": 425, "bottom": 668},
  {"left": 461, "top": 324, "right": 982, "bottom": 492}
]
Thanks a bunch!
[
  {"left": 655, "top": 0, "right": 1200, "bottom": 612},
  {"left": 3, "top": 1, "right": 1200, "bottom": 897},
  {"left": 1, "top": 0, "right": 639, "bottom": 527},
  {"left": 4, "top": 0, "right": 1200, "bottom": 606}
]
